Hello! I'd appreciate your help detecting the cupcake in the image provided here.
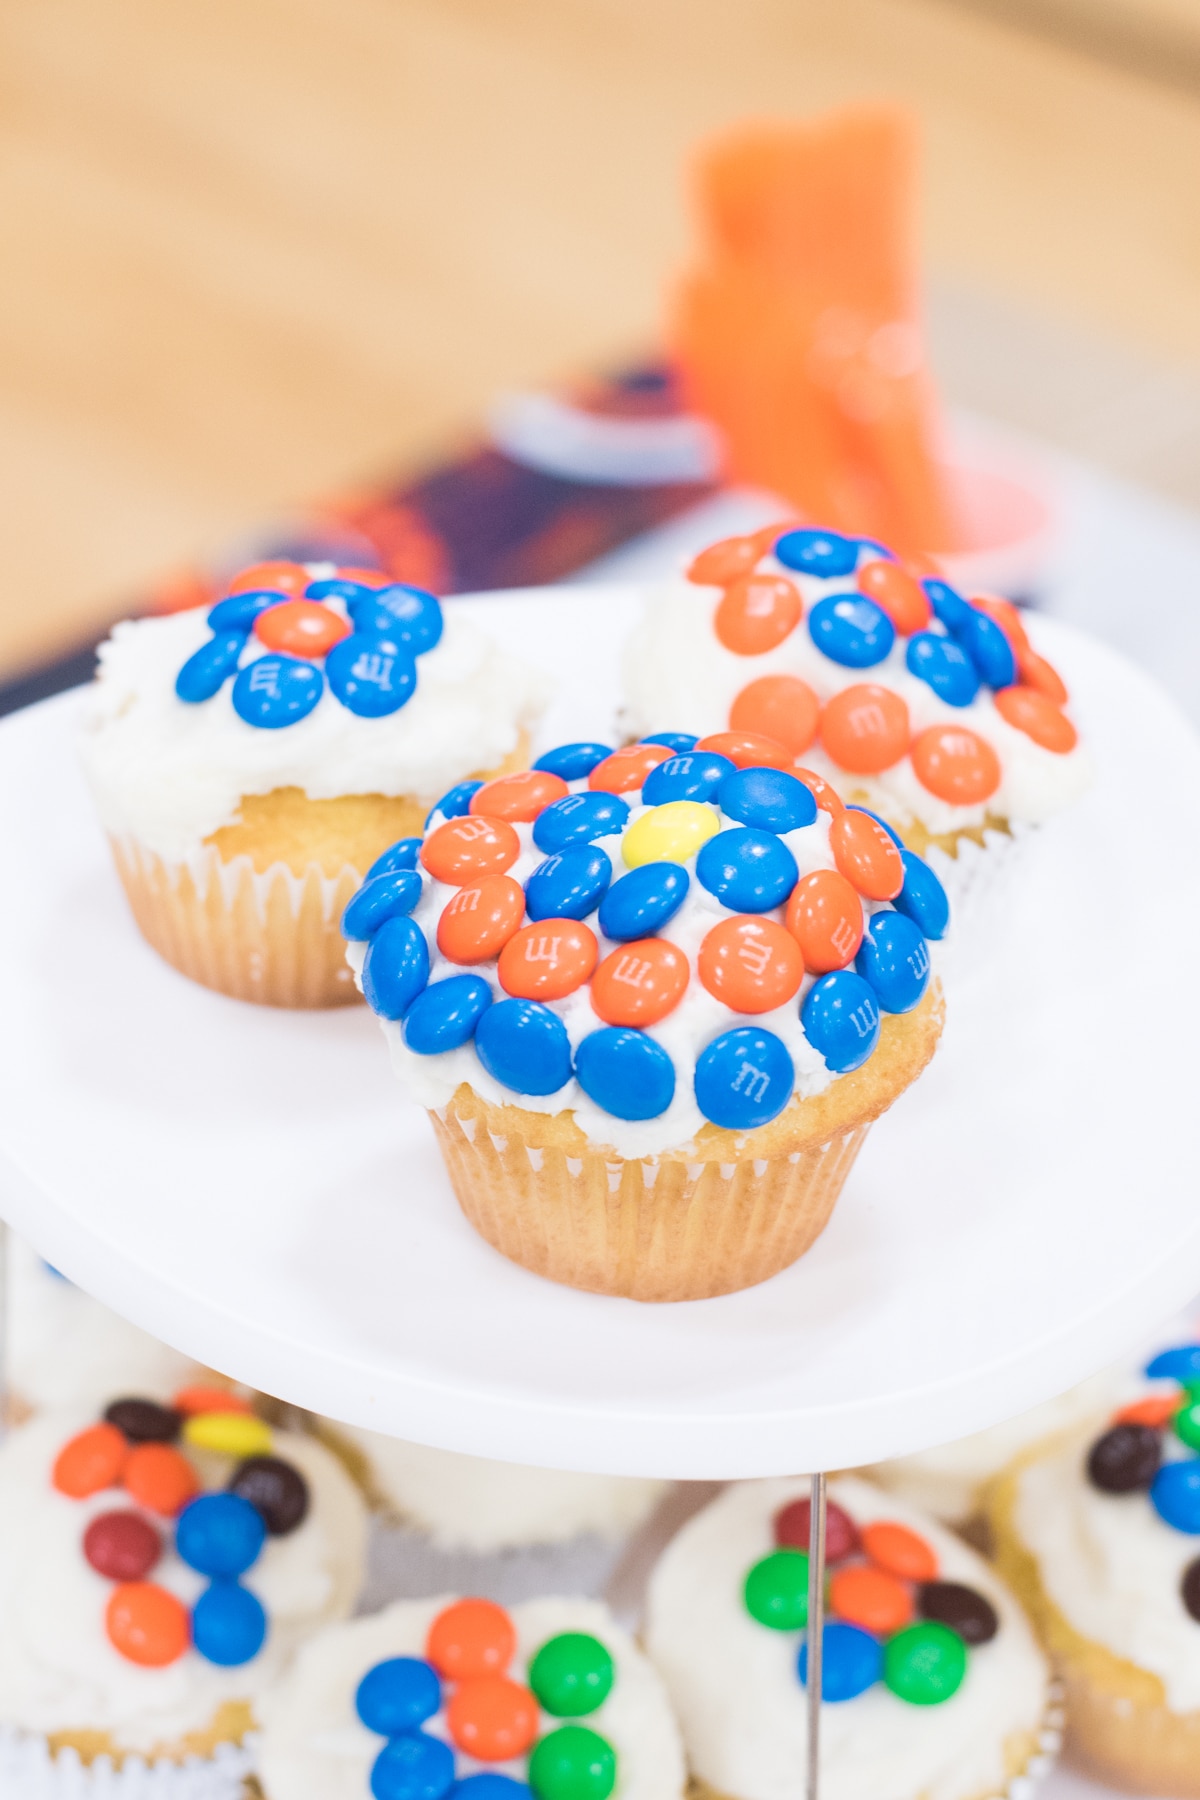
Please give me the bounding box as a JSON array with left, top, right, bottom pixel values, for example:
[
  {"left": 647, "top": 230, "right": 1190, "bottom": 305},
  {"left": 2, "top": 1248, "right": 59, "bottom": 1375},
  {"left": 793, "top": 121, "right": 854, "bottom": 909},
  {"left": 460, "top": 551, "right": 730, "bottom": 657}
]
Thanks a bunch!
[
  {"left": 989, "top": 1330, "right": 1200, "bottom": 1794},
  {"left": 644, "top": 1475, "right": 1058, "bottom": 1800},
  {"left": 255, "top": 1593, "right": 687, "bottom": 1799},
  {"left": 80, "top": 560, "right": 546, "bottom": 1007},
  {"left": 621, "top": 525, "right": 1091, "bottom": 918},
  {"left": 0, "top": 1387, "right": 367, "bottom": 1790},
  {"left": 344, "top": 734, "right": 945, "bottom": 1301}
]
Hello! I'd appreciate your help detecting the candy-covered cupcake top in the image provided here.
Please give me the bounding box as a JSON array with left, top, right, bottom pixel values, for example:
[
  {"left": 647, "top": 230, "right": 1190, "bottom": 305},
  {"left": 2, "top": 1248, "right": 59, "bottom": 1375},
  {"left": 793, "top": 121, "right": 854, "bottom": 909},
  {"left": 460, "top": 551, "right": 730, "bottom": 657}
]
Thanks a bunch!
[
  {"left": 622, "top": 525, "right": 1090, "bottom": 838},
  {"left": 80, "top": 561, "right": 547, "bottom": 865},
  {"left": 343, "top": 734, "right": 947, "bottom": 1157}
]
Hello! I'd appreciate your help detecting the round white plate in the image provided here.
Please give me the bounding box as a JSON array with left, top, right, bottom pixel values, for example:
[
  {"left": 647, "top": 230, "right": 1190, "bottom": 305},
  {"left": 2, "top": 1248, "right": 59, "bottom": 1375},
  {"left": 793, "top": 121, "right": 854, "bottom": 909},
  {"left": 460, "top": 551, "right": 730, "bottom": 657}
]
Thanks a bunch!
[{"left": 1, "top": 591, "right": 1198, "bottom": 1479}]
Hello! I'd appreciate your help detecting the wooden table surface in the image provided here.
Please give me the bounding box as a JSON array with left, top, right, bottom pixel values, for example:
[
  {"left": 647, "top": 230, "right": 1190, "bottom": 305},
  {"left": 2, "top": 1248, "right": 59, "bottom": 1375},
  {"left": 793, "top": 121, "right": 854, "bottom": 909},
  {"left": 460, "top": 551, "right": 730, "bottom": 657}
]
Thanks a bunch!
[{"left": 3, "top": 0, "right": 1200, "bottom": 679}]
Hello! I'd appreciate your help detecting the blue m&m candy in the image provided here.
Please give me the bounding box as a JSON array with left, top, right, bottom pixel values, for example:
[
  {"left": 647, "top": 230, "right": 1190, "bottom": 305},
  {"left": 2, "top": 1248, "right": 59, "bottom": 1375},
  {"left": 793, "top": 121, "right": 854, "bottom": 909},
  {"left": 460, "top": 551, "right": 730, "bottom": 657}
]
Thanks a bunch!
[
  {"left": 426, "top": 781, "right": 484, "bottom": 826},
  {"left": 451, "top": 1779, "right": 530, "bottom": 1799},
  {"left": 697, "top": 829, "right": 798, "bottom": 912},
  {"left": 370, "top": 1730, "right": 456, "bottom": 1800},
  {"left": 1146, "top": 1345, "right": 1200, "bottom": 1382},
  {"left": 922, "top": 578, "right": 972, "bottom": 633},
  {"left": 802, "top": 971, "right": 881, "bottom": 1073},
  {"left": 342, "top": 869, "right": 423, "bottom": 941},
  {"left": 894, "top": 851, "right": 949, "bottom": 941},
  {"left": 354, "top": 585, "right": 443, "bottom": 654},
  {"left": 808, "top": 595, "right": 894, "bottom": 669},
  {"left": 476, "top": 998, "right": 572, "bottom": 1096},
  {"left": 403, "top": 974, "right": 492, "bottom": 1054},
  {"left": 355, "top": 1657, "right": 441, "bottom": 1736},
  {"left": 305, "top": 576, "right": 379, "bottom": 606},
  {"left": 598, "top": 863, "right": 689, "bottom": 941},
  {"left": 775, "top": 528, "right": 858, "bottom": 578},
  {"left": 799, "top": 1623, "right": 883, "bottom": 1702},
  {"left": 642, "top": 752, "right": 735, "bottom": 806},
  {"left": 207, "top": 592, "right": 280, "bottom": 633},
  {"left": 694, "top": 1027, "right": 794, "bottom": 1129},
  {"left": 231, "top": 655, "right": 323, "bottom": 728},
  {"left": 574, "top": 1028, "right": 676, "bottom": 1121},
  {"left": 719, "top": 768, "right": 817, "bottom": 834},
  {"left": 641, "top": 731, "right": 698, "bottom": 752},
  {"left": 855, "top": 911, "right": 930, "bottom": 1013},
  {"left": 533, "top": 742, "right": 613, "bottom": 781},
  {"left": 176, "top": 631, "right": 246, "bottom": 703},
  {"left": 191, "top": 1580, "right": 267, "bottom": 1667},
  {"left": 176, "top": 1493, "right": 265, "bottom": 1578},
  {"left": 533, "top": 791, "right": 629, "bottom": 853},
  {"left": 1151, "top": 1461, "right": 1200, "bottom": 1534},
  {"left": 326, "top": 635, "right": 418, "bottom": 717},
  {"left": 525, "top": 847, "right": 611, "bottom": 922},
  {"left": 367, "top": 837, "right": 422, "bottom": 880},
  {"left": 954, "top": 608, "right": 1017, "bottom": 689},
  {"left": 362, "top": 917, "right": 430, "bottom": 1020},
  {"left": 905, "top": 632, "right": 980, "bottom": 707}
]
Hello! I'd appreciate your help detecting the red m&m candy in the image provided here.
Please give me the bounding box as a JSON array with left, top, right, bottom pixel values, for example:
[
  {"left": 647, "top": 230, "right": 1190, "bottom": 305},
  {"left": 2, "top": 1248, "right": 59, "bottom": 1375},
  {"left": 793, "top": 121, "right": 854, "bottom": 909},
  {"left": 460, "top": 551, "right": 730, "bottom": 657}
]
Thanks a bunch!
[
  {"left": 698, "top": 917, "right": 803, "bottom": 1013},
  {"left": 820, "top": 684, "right": 910, "bottom": 774},
  {"left": 862, "top": 1520, "right": 939, "bottom": 1581},
  {"left": 856, "top": 560, "right": 931, "bottom": 635},
  {"left": 830, "top": 1564, "right": 913, "bottom": 1636},
  {"left": 775, "top": 1496, "right": 860, "bottom": 1563},
  {"left": 588, "top": 744, "right": 673, "bottom": 793},
  {"left": 446, "top": 1674, "right": 540, "bottom": 1761},
  {"left": 427, "top": 1598, "right": 515, "bottom": 1680},
  {"left": 715, "top": 574, "right": 802, "bottom": 655},
  {"left": 437, "top": 876, "right": 525, "bottom": 965},
  {"left": 694, "top": 731, "right": 793, "bottom": 771},
  {"left": 729, "top": 675, "right": 820, "bottom": 756},
  {"left": 53, "top": 1423, "right": 128, "bottom": 1498},
  {"left": 226, "top": 560, "right": 308, "bottom": 598},
  {"left": 591, "top": 939, "right": 689, "bottom": 1026},
  {"left": 994, "top": 685, "right": 1077, "bottom": 753},
  {"left": 830, "top": 810, "right": 904, "bottom": 900},
  {"left": 498, "top": 920, "right": 598, "bottom": 999},
  {"left": 910, "top": 726, "right": 1001, "bottom": 806},
  {"left": 794, "top": 767, "right": 844, "bottom": 816},
  {"left": 421, "top": 815, "right": 521, "bottom": 884},
  {"left": 253, "top": 600, "right": 350, "bottom": 659},
  {"left": 84, "top": 1511, "right": 162, "bottom": 1581},
  {"left": 106, "top": 1581, "right": 190, "bottom": 1667},
  {"left": 469, "top": 770, "right": 569, "bottom": 821},
  {"left": 786, "top": 871, "right": 864, "bottom": 972}
]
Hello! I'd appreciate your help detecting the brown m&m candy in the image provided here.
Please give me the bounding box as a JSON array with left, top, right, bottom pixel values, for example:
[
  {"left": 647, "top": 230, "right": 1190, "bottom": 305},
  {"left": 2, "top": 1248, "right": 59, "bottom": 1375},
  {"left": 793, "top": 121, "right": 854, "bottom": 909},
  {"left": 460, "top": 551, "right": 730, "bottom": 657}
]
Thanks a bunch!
[
  {"left": 103, "top": 1398, "right": 182, "bottom": 1444},
  {"left": 229, "top": 1456, "right": 310, "bottom": 1535},
  {"left": 1182, "top": 1557, "right": 1200, "bottom": 1624},
  {"left": 918, "top": 1580, "right": 998, "bottom": 1645},
  {"left": 774, "top": 1496, "right": 859, "bottom": 1563},
  {"left": 1087, "top": 1423, "right": 1162, "bottom": 1493}
]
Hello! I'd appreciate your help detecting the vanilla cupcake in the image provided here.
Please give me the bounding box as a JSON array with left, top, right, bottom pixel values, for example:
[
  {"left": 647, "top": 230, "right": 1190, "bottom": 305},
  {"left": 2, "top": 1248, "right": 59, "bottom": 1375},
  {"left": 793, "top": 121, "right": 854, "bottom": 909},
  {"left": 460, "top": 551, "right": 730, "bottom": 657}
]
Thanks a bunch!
[
  {"left": 621, "top": 526, "right": 1091, "bottom": 918},
  {"left": 80, "top": 560, "right": 546, "bottom": 1007},
  {"left": 989, "top": 1331, "right": 1200, "bottom": 1794},
  {"left": 345, "top": 735, "right": 946, "bottom": 1300},
  {"left": 256, "top": 1593, "right": 686, "bottom": 1800},
  {"left": 0, "top": 1390, "right": 366, "bottom": 1791},
  {"left": 645, "top": 1476, "right": 1057, "bottom": 1800}
]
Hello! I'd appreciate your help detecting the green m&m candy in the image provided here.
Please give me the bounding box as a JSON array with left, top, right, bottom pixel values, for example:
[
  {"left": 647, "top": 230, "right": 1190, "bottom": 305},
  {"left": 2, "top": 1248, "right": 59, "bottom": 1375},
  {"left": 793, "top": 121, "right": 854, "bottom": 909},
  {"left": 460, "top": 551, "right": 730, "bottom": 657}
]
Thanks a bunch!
[
  {"left": 530, "top": 1633, "right": 614, "bottom": 1717},
  {"left": 528, "top": 1724, "right": 617, "bottom": 1800},
  {"left": 884, "top": 1621, "right": 967, "bottom": 1705},
  {"left": 743, "top": 1550, "right": 809, "bottom": 1630},
  {"left": 1175, "top": 1400, "right": 1200, "bottom": 1451}
]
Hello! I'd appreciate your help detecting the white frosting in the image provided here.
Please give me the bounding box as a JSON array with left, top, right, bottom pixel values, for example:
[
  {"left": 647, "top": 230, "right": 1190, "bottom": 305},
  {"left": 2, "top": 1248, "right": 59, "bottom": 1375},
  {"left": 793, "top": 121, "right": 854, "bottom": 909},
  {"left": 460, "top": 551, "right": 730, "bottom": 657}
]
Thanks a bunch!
[
  {"left": 621, "top": 566, "right": 1092, "bottom": 835},
  {"left": 644, "top": 1475, "right": 1050, "bottom": 1800},
  {"left": 0, "top": 1410, "right": 367, "bottom": 1753},
  {"left": 79, "top": 598, "right": 548, "bottom": 864},
  {"left": 256, "top": 1594, "right": 687, "bottom": 1800},
  {"left": 329, "top": 1428, "right": 666, "bottom": 1550}
]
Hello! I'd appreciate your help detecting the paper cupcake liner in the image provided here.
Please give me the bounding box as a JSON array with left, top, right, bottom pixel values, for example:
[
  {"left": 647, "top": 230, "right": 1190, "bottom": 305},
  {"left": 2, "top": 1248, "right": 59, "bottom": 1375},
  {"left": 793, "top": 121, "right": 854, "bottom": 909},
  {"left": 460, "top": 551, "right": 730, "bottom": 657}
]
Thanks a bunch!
[{"left": 0, "top": 1724, "right": 256, "bottom": 1799}]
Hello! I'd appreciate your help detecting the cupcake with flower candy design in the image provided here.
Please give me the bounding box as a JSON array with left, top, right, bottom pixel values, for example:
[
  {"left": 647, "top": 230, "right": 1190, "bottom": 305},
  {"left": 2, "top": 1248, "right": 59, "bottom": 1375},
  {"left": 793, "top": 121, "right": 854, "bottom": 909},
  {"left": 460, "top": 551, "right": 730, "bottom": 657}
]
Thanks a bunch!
[
  {"left": 80, "top": 560, "right": 545, "bottom": 1006},
  {"left": 0, "top": 1384, "right": 366, "bottom": 1794},
  {"left": 255, "top": 1593, "right": 685, "bottom": 1800},
  {"left": 344, "top": 732, "right": 945, "bottom": 1301}
]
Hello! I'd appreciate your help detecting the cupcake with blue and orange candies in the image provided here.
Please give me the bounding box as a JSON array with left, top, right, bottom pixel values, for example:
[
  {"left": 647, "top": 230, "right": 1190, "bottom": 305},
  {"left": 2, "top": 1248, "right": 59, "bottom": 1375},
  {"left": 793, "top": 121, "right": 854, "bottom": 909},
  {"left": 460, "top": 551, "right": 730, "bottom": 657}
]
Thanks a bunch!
[
  {"left": 344, "top": 732, "right": 946, "bottom": 1301},
  {"left": 80, "top": 560, "right": 545, "bottom": 1007}
]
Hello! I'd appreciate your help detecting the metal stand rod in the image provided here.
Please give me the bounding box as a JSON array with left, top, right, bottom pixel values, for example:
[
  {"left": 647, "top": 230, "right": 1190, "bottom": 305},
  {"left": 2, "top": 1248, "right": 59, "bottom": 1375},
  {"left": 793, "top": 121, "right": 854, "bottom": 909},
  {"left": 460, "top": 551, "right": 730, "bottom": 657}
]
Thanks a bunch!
[
  {"left": 806, "top": 1472, "right": 827, "bottom": 1800},
  {"left": 0, "top": 1217, "right": 10, "bottom": 1442}
]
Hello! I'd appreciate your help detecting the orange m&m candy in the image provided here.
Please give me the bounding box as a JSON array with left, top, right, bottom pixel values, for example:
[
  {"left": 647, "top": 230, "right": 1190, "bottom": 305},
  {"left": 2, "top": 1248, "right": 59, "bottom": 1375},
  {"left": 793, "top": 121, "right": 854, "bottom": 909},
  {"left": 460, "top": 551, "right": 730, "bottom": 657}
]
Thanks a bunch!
[
  {"left": 427, "top": 1598, "right": 515, "bottom": 1680},
  {"left": 862, "top": 1520, "right": 939, "bottom": 1582},
  {"left": 994, "top": 685, "right": 1077, "bottom": 754},
  {"left": 332, "top": 565, "right": 391, "bottom": 588},
  {"left": 698, "top": 916, "right": 803, "bottom": 1013},
  {"left": 469, "top": 770, "right": 569, "bottom": 821},
  {"left": 1017, "top": 644, "right": 1069, "bottom": 705},
  {"left": 421, "top": 815, "right": 521, "bottom": 884},
  {"left": 1115, "top": 1394, "right": 1181, "bottom": 1428},
  {"left": 830, "top": 810, "right": 904, "bottom": 901},
  {"left": 829, "top": 1564, "right": 914, "bottom": 1636},
  {"left": 786, "top": 871, "right": 864, "bottom": 973},
  {"left": 794, "top": 768, "right": 844, "bottom": 816},
  {"left": 437, "top": 876, "right": 525, "bottom": 965},
  {"left": 106, "top": 1581, "right": 190, "bottom": 1667},
  {"left": 687, "top": 525, "right": 787, "bottom": 587},
  {"left": 53, "top": 1423, "right": 128, "bottom": 1498},
  {"left": 226, "top": 560, "right": 308, "bottom": 598},
  {"left": 715, "top": 574, "right": 802, "bottom": 655},
  {"left": 820, "top": 684, "right": 910, "bottom": 775},
  {"left": 173, "top": 1385, "right": 253, "bottom": 1416},
  {"left": 591, "top": 939, "right": 689, "bottom": 1026},
  {"left": 856, "top": 560, "right": 931, "bottom": 635},
  {"left": 498, "top": 920, "right": 598, "bottom": 999},
  {"left": 446, "top": 1674, "right": 540, "bottom": 1761},
  {"left": 253, "top": 600, "right": 351, "bottom": 659},
  {"left": 123, "top": 1444, "right": 200, "bottom": 1517},
  {"left": 971, "top": 593, "right": 1029, "bottom": 652},
  {"left": 588, "top": 743, "right": 672, "bottom": 793},
  {"left": 910, "top": 725, "right": 1001, "bottom": 806},
  {"left": 729, "top": 675, "right": 820, "bottom": 756},
  {"left": 694, "top": 731, "right": 793, "bottom": 771}
]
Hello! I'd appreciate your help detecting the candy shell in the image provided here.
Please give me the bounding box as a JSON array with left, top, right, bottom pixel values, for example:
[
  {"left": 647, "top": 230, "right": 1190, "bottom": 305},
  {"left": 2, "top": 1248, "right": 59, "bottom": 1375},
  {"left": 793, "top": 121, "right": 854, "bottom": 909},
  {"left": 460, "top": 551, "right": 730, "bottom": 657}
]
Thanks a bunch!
[
  {"left": 910, "top": 726, "right": 1001, "bottom": 806},
  {"left": 574, "top": 1028, "right": 675, "bottom": 1121},
  {"left": 687, "top": 528, "right": 779, "bottom": 586},
  {"left": 642, "top": 752, "right": 735, "bottom": 807},
  {"left": 1017, "top": 645, "right": 1069, "bottom": 705},
  {"left": 590, "top": 939, "right": 689, "bottom": 1027},
  {"left": 207, "top": 593, "right": 279, "bottom": 633},
  {"left": 801, "top": 971, "right": 881, "bottom": 1073},
  {"left": 176, "top": 631, "right": 245, "bottom": 703},
  {"left": 106, "top": 1582, "right": 190, "bottom": 1667},
  {"left": 176, "top": 1492, "right": 266, "bottom": 1578},
  {"left": 798, "top": 1623, "right": 883, "bottom": 1702},
  {"left": 53, "top": 1422, "right": 128, "bottom": 1498},
  {"left": 527, "top": 1725, "right": 616, "bottom": 1800},
  {"left": 404, "top": 975, "right": 493, "bottom": 1054},
  {"left": 715, "top": 573, "right": 801, "bottom": 654},
  {"left": 830, "top": 1564, "right": 913, "bottom": 1636},
  {"left": 696, "top": 828, "right": 798, "bottom": 912},
  {"left": 693, "top": 1026, "right": 794, "bottom": 1129},
  {"left": 371, "top": 1732, "right": 455, "bottom": 1800},
  {"left": 794, "top": 768, "right": 844, "bottom": 815},
  {"left": 341, "top": 869, "right": 423, "bottom": 941},
  {"left": 1151, "top": 1460, "right": 1200, "bottom": 1533},
  {"left": 356, "top": 1657, "right": 442, "bottom": 1736},
  {"left": 475, "top": 999, "right": 572, "bottom": 1096},
  {"left": 971, "top": 594, "right": 1029, "bottom": 651},
  {"left": 354, "top": 584, "right": 443, "bottom": 654},
  {"left": 640, "top": 731, "right": 698, "bottom": 751},
  {"left": 820, "top": 683, "right": 909, "bottom": 774},
  {"left": 808, "top": 595, "right": 894, "bottom": 669},
  {"left": 427, "top": 1598, "right": 516, "bottom": 1680},
  {"left": 1146, "top": 1346, "right": 1200, "bottom": 1381},
  {"left": 533, "top": 742, "right": 613, "bottom": 781},
  {"left": 775, "top": 527, "right": 858, "bottom": 578},
  {"left": 894, "top": 850, "right": 950, "bottom": 941},
  {"left": 718, "top": 767, "right": 816, "bottom": 833},
  {"left": 525, "top": 847, "right": 611, "bottom": 922},
  {"left": 785, "top": 871, "right": 864, "bottom": 973},
  {"left": 533, "top": 792, "right": 630, "bottom": 854},
  {"left": 529, "top": 1633, "right": 614, "bottom": 1718},
  {"left": 588, "top": 744, "right": 672, "bottom": 793},
  {"left": 695, "top": 730, "right": 793, "bottom": 771},
  {"left": 994, "top": 685, "right": 1077, "bottom": 753},
  {"left": 922, "top": 578, "right": 972, "bottom": 633},
  {"left": 856, "top": 560, "right": 931, "bottom": 634},
  {"left": 470, "top": 770, "right": 569, "bottom": 821},
  {"left": 227, "top": 560, "right": 307, "bottom": 598},
  {"left": 1087, "top": 1423, "right": 1162, "bottom": 1492},
  {"left": 305, "top": 574, "right": 388, "bottom": 605},
  {"left": 698, "top": 916, "right": 803, "bottom": 1014},
  {"left": 174, "top": 1385, "right": 254, "bottom": 1417},
  {"left": 447, "top": 1674, "right": 539, "bottom": 1761},
  {"left": 367, "top": 837, "right": 422, "bottom": 880},
  {"left": 228, "top": 1456, "right": 310, "bottom": 1535},
  {"left": 597, "top": 863, "right": 689, "bottom": 941},
  {"left": 862, "top": 1520, "right": 939, "bottom": 1581},
  {"left": 829, "top": 810, "right": 904, "bottom": 900},
  {"left": 855, "top": 910, "right": 931, "bottom": 1013},
  {"left": 847, "top": 806, "right": 903, "bottom": 847},
  {"left": 325, "top": 635, "right": 417, "bottom": 717},
  {"left": 124, "top": 1443, "right": 200, "bottom": 1516},
  {"left": 436, "top": 876, "right": 525, "bottom": 966},
  {"left": 183, "top": 1412, "right": 274, "bottom": 1459},
  {"left": 621, "top": 801, "right": 720, "bottom": 869},
  {"left": 362, "top": 916, "right": 431, "bottom": 1018},
  {"left": 426, "top": 781, "right": 484, "bottom": 826},
  {"left": 498, "top": 920, "right": 599, "bottom": 1000},
  {"left": 954, "top": 607, "right": 1017, "bottom": 689},
  {"left": 103, "top": 1399, "right": 181, "bottom": 1444},
  {"left": 231, "top": 654, "right": 323, "bottom": 728},
  {"left": 729, "top": 674, "right": 820, "bottom": 756},
  {"left": 254, "top": 599, "right": 350, "bottom": 659},
  {"left": 905, "top": 632, "right": 980, "bottom": 708},
  {"left": 744, "top": 1550, "right": 809, "bottom": 1630},
  {"left": 84, "top": 1511, "right": 162, "bottom": 1581},
  {"left": 421, "top": 815, "right": 521, "bottom": 884},
  {"left": 883, "top": 1622, "right": 965, "bottom": 1705},
  {"left": 774, "top": 1497, "right": 860, "bottom": 1563},
  {"left": 917, "top": 1581, "right": 999, "bottom": 1646},
  {"left": 192, "top": 1580, "right": 267, "bottom": 1667},
  {"left": 1114, "top": 1396, "right": 1179, "bottom": 1429}
]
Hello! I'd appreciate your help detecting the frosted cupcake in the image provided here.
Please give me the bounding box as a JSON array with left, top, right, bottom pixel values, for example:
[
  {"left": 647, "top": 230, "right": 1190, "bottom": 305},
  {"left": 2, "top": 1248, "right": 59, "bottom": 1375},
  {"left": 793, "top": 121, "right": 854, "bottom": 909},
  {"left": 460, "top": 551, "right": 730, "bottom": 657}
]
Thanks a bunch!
[
  {"left": 0, "top": 1389, "right": 366, "bottom": 1791},
  {"left": 80, "top": 560, "right": 545, "bottom": 1007},
  {"left": 989, "top": 1331, "right": 1200, "bottom": 1794},
  {"left": 256, "top": 1593, "right": 686, "bottom": 1800},
  {"left": 621, "top": 526, "right": 1090, "bottom": 913},
  {"left": 645, "top": 1476, "right": 1058, "bottom": 1800},
  {"left": 344, "top": 734, "right": 946, "bottom": 1300}
]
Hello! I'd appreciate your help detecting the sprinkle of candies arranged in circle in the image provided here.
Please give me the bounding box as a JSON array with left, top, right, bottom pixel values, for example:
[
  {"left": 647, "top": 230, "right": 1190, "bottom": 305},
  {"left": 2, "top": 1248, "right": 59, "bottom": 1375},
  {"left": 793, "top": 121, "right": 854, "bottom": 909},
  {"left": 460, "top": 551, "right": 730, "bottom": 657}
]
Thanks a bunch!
[
  {"left": 685, "top": 525, "right": 1078, "bottom": 809},
  {"left": 742, "top": 1497, "right": 998, "bottom": 1706},
  {"left": 52, "top": 1388, "right": 310, "bottom": 1668},
  {"left": 354, "top": 1599, "right": 620, "bottom": 1800},
  {"left": 347, "top": 734, "right": 948, "bottom": 1128},
  {"left": 174, "top": 559, "right": 444, "bottom": 726},
  {"left": 1084, "top": 1341, "right": 1200, "bottom": 1623}
]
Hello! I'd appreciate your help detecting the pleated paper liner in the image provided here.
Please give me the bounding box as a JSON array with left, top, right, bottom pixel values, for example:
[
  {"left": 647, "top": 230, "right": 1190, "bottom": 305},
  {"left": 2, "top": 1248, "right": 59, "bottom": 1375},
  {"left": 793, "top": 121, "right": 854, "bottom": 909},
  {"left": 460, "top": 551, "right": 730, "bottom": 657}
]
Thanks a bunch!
[{"left": 0, "top": 1707, "right": 256, "bottom": 1797}]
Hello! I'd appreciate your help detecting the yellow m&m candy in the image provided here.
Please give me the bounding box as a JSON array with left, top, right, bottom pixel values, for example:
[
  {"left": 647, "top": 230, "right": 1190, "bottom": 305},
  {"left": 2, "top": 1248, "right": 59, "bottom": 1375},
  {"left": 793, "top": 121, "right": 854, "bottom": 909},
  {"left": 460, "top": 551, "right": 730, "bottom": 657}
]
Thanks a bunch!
[
  {"left": 622, "top": 801, "right": 720, "bottom": 870},
  {"left": 182, "top": 1412, "right": 274, "bottom": 1458}
]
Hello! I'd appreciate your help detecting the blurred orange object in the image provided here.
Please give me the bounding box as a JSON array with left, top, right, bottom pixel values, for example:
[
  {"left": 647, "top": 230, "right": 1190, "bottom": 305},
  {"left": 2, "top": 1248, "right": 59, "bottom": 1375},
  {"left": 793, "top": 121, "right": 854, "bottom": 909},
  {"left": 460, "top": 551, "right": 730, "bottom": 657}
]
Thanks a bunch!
[{"left": 671, "top": 109, "right": 957, "bottom": 558}]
